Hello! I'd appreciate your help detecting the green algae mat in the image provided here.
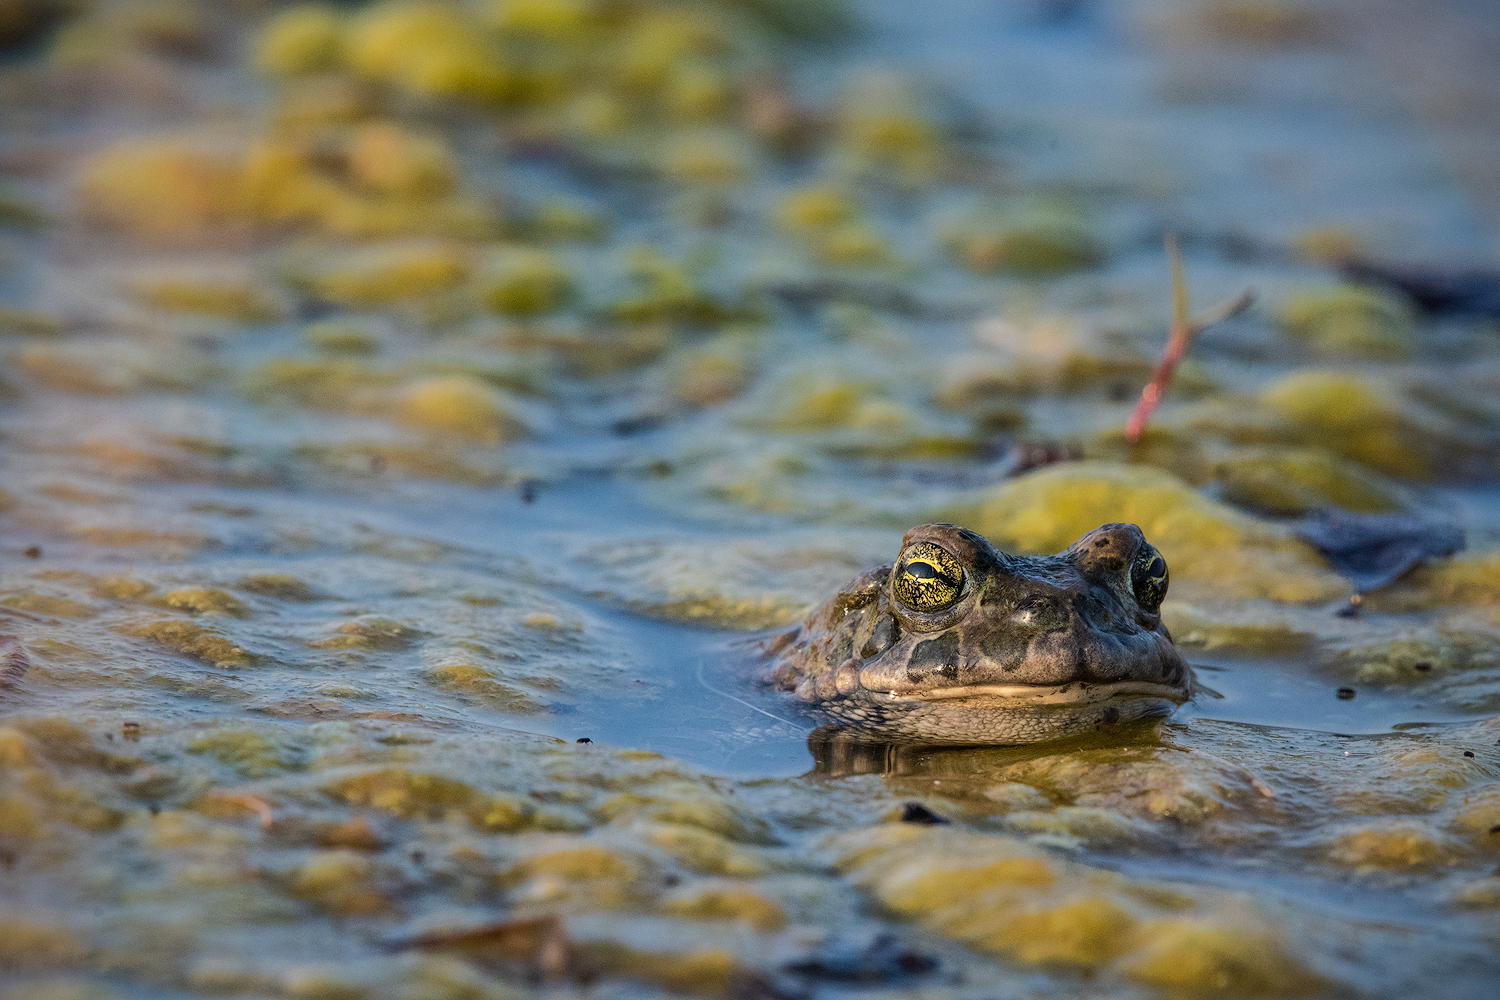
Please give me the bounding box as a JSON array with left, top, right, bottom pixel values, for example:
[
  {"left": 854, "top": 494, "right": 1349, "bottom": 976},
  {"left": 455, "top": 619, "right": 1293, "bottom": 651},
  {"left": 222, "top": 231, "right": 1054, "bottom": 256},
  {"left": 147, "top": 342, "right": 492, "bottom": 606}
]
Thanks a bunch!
[{"left": 2, "top": 1, "right": 1500, "bottom": 997}]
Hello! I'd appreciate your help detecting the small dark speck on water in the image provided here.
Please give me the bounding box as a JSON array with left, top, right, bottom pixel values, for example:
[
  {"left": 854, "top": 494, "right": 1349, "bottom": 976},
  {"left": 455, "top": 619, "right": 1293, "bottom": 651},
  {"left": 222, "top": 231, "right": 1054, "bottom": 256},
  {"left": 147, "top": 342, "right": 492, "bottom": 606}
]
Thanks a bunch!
[
  {"left": 22, "top": 545, "right": 40, "bottom": 559},
  {"left": 663, "top": 874, "right": 681, "bottom": 887},
  {"left": 1463, "top": 750, "right": 1475, "bottom": 757},
  {"left": 519, "top": 480, "right": 538, "bottom": 504},
  {"left": 148, "top": 803, "right": 160, "bottom": 816},
  {"left": 900, "top": 802, "right": 949, "bottom": 825},
  {"left": 611, "top": 413, "right": 666, "bottom": 437},
  {"left": 1414, "top": 662, "right": 1432, "bottom": 672},
  {"left": 411, "top": 850, "right": 425, "bottom": 864},
  {"left": 1489, "top": 825, "right": 1500, "bottom": 835},
  {"left": 1336, "top": 595, "right": 1362, "bottom": 619},
  {"left": 576, "top": 737, "right": 592, "bottom": 743},
  {"left": 1337, "top": 688, "right": 1357, "bottom": 700}
]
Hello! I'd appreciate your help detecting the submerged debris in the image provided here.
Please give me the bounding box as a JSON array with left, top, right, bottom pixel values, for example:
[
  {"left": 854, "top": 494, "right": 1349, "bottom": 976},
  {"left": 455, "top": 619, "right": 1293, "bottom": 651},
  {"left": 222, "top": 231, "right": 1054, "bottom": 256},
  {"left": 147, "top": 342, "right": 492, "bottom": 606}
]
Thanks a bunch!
[
  {"left": 785, "top": 933, "right": 939, "bottom": 983},
  {"left": 1341, "top": 259, "right": 1500, "bottom": 318},
  {"left": 900, "top": 802, "right": 951, "bottom": 825},
  {"left": 1294, "top": 510, "right": 1466, "bottom": 593}
]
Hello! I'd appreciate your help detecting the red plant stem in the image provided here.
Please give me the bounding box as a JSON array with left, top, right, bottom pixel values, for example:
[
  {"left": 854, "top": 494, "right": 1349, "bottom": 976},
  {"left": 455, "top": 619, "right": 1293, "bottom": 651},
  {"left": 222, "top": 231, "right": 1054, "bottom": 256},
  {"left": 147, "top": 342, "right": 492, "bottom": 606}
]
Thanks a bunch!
[
  {"left": 1125, "top": 323, "right": 1191, "bottom": 443},
  {"left": 1125, "top": 235, "right": 1253, "bottom": 444}
]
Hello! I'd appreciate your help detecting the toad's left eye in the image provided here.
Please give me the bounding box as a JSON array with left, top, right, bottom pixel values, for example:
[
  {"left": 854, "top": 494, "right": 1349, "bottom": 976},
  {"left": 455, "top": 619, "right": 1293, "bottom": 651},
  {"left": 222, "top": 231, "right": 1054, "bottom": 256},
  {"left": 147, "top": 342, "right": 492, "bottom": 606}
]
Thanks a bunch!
[
  {"left": 1130, "top": 545, "right": 1168, "bottom": 611},
  {"left": 893, "top": 542, "right": 965, "bottom": 613}
]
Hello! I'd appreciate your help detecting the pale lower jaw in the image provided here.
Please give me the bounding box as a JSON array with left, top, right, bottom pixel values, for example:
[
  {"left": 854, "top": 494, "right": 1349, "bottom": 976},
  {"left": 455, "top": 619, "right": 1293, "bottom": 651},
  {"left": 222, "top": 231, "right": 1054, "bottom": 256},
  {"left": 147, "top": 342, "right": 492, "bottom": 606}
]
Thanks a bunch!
[
  {"left": 887, "top": 679, "right": 1192, "bottom": 706},
  {"left": 819, "top": 680, "right": 1189, "bottom": 744}
]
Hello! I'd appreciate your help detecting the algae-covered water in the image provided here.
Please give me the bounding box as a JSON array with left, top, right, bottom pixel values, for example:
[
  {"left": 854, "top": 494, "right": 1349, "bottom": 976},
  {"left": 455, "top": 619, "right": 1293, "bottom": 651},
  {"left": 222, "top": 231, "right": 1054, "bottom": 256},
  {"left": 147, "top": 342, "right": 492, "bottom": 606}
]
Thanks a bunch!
[{"left": 3, "top": 1, "right": 1500, "bottom": 997}]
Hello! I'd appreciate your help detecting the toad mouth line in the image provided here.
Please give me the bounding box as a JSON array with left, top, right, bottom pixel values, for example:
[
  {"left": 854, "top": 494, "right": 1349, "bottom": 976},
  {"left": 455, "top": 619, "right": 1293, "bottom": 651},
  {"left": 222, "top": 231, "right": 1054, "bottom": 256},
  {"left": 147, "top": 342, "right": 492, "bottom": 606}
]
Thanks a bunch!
[{"left": 894, "top": 679, "right": 1191, "bottom": 704}]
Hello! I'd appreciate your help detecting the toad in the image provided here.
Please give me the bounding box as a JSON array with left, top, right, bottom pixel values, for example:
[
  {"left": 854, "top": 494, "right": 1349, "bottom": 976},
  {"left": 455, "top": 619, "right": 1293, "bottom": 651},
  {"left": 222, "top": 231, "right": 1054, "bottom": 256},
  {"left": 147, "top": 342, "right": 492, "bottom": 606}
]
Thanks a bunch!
[{"left": 767, "top": 523, "right": 1191, "bottom": 744}]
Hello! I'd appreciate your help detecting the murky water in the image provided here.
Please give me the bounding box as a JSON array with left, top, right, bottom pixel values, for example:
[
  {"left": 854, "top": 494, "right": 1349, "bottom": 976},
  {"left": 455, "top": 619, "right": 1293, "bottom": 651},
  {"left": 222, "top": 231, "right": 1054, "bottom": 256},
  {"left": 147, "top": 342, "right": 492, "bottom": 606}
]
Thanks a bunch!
[{"left": 3, "top": 1, "right": 1500, "bottom": 998}]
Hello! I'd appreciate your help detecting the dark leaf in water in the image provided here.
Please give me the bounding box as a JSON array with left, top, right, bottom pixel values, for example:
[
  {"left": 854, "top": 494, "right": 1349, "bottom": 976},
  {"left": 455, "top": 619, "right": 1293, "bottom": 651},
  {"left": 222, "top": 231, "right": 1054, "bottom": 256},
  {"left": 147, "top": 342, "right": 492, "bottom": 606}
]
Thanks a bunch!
[
  {"left": 1294, "top": 510, "right": 1464, "bottom": 593},
  {"left": 785, "top": 933, "right": 939, "bottom": 983},
  {"left": 900, "top": 802, "right": 950, "bottom": 825},
  {"left": 1341, "top": 260, "right": 1500, "bottom": 318}
]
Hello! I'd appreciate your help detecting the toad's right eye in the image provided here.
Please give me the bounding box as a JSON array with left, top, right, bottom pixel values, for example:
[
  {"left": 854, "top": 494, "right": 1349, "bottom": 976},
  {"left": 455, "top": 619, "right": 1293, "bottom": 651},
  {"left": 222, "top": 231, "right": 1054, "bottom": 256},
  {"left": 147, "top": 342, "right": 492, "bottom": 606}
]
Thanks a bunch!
[
  {"left": 1130, "top": 544, "right": 1168, "bottom": 612},
  {"left": 893, "top": 542, "right": 964, "bottom": 613}
]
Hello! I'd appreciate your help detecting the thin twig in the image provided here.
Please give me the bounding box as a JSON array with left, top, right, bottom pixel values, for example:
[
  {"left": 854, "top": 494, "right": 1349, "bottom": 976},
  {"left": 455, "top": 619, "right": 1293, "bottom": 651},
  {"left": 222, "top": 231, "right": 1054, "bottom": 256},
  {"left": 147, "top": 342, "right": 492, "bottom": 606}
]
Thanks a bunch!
[{"left": 1125, "top": 234, "right": 1254, "bottom": 443}]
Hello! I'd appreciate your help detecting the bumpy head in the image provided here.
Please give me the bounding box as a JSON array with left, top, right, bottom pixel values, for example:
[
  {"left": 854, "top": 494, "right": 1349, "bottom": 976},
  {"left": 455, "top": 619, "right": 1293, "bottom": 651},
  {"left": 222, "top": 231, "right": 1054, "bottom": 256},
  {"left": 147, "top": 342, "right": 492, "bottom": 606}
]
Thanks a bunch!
[{"left": 775, "top": 522, "right": 1191, "bottom": 744}]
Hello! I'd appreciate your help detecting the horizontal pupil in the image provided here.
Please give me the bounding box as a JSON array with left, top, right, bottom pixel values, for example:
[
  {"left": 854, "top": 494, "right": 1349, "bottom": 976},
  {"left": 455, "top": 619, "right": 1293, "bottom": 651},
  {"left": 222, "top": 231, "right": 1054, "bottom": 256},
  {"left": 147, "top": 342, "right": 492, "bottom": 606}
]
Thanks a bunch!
[{"left": 906, "top": 561, "right": 956, "bottom": 586}]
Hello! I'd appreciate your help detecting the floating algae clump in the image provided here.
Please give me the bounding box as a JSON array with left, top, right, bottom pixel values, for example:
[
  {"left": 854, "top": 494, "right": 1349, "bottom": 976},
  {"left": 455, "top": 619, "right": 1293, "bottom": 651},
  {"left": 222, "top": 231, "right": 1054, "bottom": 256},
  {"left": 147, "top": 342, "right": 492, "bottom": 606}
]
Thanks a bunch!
[
  {"left": 661, "top": 129, "right": 754, "bottom": 185},
  {"left": 1370, "top": 550, "right": 1500, "bottom": 612},
  {"left": 1321, "top": 822, "right": 1465, "bottom": 872},
  {"left": 1122, "top": 919, "right": 1331, "bottom": 995},
  {"left": 254, "top": 4, "right": 345, "bottom": 78},
  {"left": 306, "top": 242, "right": 470, "bottom": 306},
  {"left": 836, "top": 824, "right": 1333, "bottom": 993},
  {"left": 939, "top": 461, "right": 1346, "bottom": 603},
  {"left": 310, "top": 616, "right": 423, "bottom": 650},
  {"left": 950, "top": 223, "right": 1099, "bottom": 275},
  {"left": 288, "top": 849, "right": 391, "bottom": 916},
  {"left": 74, "top": 140, "right": 242, "bottom": 242},
  {"left": 395, "top": 375, "right": 529, "bottom": 443},
  {"left": 345, "top": 121, "right": 457, "bottom": 201},
  {"left": 833, "top": 74, "right": 945, "bottom": 181},
  {"left": 776, "top": 186, "right": 858, "bottom": 231},
  {"left": 943, "top": 200, "right": 1101, "bottom": 275},
  {"left": 659, "top": 884, "right": 788, "bottom": 931},
  {"left": 0, "top": 919, "right": 86, "bottom": 971},
  {"left": 671, "top": 338, "right": 755, "bottom": 407},
  {"left": 238, "top": 130, "right": 491, "bottom": 238},
  {"left": 132, "top": 277, "right": 280, "bottom": 322},
  {"left": 482, "top": 248, "right": 573, "bottom": 317},
  {"left": 345, "top": 0, "right": 512, "bottom": 103},
  {"left": 155, "top": 588, "right": 250, "bottom": 617},
  {"left": 187, "top": 730, "right": 298, "bottom": 778},
  {"left": 1258, "top": 370, "right": 1472, "bottom": 481},
  {"left": 1279, "top": 285, "right": 1415, "bottom": 359},
  {"left": 115, "top": 619, "right": 252, "bottom": 668},
  {"left": 1327, "top": 632, "right": 1500, "bottom": 685},
  {"left": 1213, "top": 446, "right": 1406, "bottom": 515},
  {"left": 325, "top": 767, "right": 534, "bottom": 831},
  {"left": 426, "top": 661, "right": 543, "bottom": 713},
  {"left": 747, "top": 370, "right": 918, "bottom": 433},
  {"left": 244, "top": 357, "right": 397, "bottom": 413},
  {"left": 304, "top": 321, "right": 379, "bottom": 356}
]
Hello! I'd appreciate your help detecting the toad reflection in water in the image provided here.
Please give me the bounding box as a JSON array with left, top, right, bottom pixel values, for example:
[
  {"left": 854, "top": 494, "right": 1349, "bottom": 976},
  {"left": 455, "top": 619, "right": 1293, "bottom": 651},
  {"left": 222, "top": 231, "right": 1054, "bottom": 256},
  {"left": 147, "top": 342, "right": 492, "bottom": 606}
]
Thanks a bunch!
[{"left": 768, "top": 522, "right": 1191, "bottom": 744}]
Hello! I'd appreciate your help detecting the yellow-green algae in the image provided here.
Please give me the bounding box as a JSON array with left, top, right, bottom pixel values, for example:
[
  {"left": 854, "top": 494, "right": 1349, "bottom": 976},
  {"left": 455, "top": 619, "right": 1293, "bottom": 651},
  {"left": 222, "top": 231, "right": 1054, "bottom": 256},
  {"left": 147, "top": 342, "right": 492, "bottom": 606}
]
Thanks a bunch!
[
  {"left": 939, "top": 461, "right": 1348, "bottom": 603},
  {"left": 831, "top": 824, "right": 1332, "bottom": 993},
  {"left": 1257, "top": 370, "right": 1483, "bottom": 481},
  {"left": 1, "top": 0, "right": 1499, "bottom": 995},
  {"left": 1278, "top": 284, "right": 1415, "bottom": 359}
]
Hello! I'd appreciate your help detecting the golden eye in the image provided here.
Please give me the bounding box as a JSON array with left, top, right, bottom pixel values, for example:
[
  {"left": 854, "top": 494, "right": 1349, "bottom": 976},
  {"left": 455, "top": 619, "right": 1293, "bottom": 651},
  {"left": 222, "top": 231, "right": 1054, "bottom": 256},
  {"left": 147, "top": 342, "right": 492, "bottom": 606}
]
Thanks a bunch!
[
  {"left": 1130, "top": 544, "right": 1168, "bottom": 611},
  {"left": 893, "top": 542, "right": 965, "bottom": 613}
]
